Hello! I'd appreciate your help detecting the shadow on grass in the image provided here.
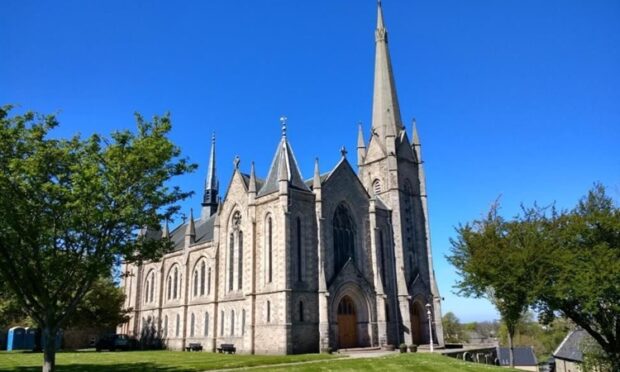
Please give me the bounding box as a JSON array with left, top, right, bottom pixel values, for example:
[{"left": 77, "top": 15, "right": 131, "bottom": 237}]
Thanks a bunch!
[{"left": 13, "top": 364, "right": 188, "bottom": 372}]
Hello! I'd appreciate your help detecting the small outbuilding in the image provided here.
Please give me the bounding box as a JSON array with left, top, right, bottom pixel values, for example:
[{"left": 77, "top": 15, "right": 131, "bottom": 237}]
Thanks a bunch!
[
  {"left": 498, "top": 347, "right": 538, "bottom": 371},
  {"left": 553, "top": 329, "right": 588, "bottom": 372}
]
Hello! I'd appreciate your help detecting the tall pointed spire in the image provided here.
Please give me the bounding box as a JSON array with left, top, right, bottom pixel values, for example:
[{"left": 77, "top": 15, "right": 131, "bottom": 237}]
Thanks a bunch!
[
  {"left": 371, "top": 0, "right": 404, "bottom": 142},
  {"left": 202, "top": 133, "right": 219, "bottom": 219}
]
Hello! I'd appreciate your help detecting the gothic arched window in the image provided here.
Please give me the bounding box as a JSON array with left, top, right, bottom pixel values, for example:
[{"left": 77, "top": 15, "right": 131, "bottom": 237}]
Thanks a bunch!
[
  {"left": 149, "top": 272, "right": 155, "bottom": 302},
  {"left": 296, "top": 217, "right": 303, "bottom": 282},
  {"left": 238, "top": 231, "right": 243, "bottom": 290},
  {"left": 193, "top": 270, "right": 198, "bottom": 297},
  {"left": 173, "top": 267, "right": 179, "bottom": 299},
  {"left": 266, "top": 216, "right": 273, "bottom": 283},
  {"left": 242, "top": 309, "right": 246, "bottom": 335},
  {"left": 403, "top": 180, "right": 416, "bottom": 276},
  {"left": 220, "top": 310, "right": 224, "bottom": 336},
  {"left": 204, "top": 312, "right": 209, "bottom": 336},
  {"left": 190, "top": 313, "right": 195, "bottom": 337},
  {"left": 333, "top": 203, "right": 356, "bottom": 273},
  {"left": 372, "top": 178, "right": 382, "bottom": 195},
  {"left": 230, "top": 310, "right": 235, "bottom": 336},
  {"left": 145, "top": 278, "right": 150, "bottom": 304},
  {"left": 228, "top": 232, "right": 234, "bottom": 291},
  {"left": 200, "top": 261, "right": 206, "bottom": 296},
  {"left": 207, "top": 267, "right": 212, "bottom": 295}
]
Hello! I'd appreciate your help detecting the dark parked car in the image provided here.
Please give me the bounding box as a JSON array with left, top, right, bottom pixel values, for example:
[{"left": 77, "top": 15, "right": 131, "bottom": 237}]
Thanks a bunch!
[{"left": 95, "top": 334, "right": 139, "bottom": 351}]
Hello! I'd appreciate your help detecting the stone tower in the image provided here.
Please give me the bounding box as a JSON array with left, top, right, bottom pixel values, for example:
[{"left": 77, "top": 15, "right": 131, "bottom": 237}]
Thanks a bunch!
[{"left": 357, "top": 1, "right": 444, "bottom": 346}]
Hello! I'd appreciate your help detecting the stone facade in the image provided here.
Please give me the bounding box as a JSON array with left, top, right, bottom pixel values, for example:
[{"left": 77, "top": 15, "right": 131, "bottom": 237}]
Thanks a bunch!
[{"left": 118, "top": 2, "right": 444, "bottom": 354}]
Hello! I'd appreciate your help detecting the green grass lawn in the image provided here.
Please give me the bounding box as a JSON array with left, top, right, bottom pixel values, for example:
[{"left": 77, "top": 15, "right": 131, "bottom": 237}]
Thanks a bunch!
[{"left": 0, "top": 350, "right": 518, "bottom": 371}]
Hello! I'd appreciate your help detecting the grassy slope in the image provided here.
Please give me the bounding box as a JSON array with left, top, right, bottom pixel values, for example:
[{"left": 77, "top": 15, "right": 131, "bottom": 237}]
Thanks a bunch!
[{"left": 0, "top": 351, "right": 519, "bottom": 371}]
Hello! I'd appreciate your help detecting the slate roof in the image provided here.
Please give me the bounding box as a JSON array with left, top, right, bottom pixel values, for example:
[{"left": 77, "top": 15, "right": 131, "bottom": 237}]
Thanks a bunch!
[
  {"left": 305, "top": 173, "right": 331, "bottom": 189},
  {"left": 498, "top": 347, "right": 538, "bottom": 367},
  {"left": 258, "top": 138, "right": 310, "bottom": 197},
  {"left": 240, "top": 172, "right": 265, "bottom": 191},
  {"left": 169, "top": 213, "right": 217, "bottom": 251},
  {"left": 553, "top": 329, "right": 589, "bottom": 362}
]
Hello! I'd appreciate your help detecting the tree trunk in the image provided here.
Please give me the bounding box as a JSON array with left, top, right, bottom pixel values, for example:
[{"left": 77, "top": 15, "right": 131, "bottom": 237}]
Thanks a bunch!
[
  {"left": 507, "top": 326, "right": 515, "bottom": 368},
  {"left": 42, "top": 326, "right": 57, "bottom": 372}
]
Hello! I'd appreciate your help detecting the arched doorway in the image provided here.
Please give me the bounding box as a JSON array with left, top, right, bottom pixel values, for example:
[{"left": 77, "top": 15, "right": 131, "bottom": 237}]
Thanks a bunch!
[
  {"left": 410, "top": 301, "right": 423, "bottom": 344},
  {"left": 337, "top": 296, "right": 357, "bottom": 348}
]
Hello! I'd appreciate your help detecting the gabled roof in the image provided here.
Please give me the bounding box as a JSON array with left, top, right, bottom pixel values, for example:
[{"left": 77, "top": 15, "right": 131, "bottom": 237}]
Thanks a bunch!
[
  {"left": 553, "top": 329, "right": 589, "bottom": 363},
  {"left": 169, "top": 213, "right": 217, "bottom": 251},
  {"left": 305, "top": 172, "right": 331, "bottom": 189},
  {"left": 241, "top": 172, "right": 265, "bottom": 191},
  {"left": 258, "top": 137, "right": 310, "bottom": 197},
  {"left": 498, "top": 347, "right": 538, "bottom": 367}
]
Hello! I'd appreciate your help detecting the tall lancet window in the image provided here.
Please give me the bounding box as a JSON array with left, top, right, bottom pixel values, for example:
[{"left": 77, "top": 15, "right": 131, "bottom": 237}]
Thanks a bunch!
[
  {"left": 237, "top": 231, "right": 243, "bottom": 290},
  {"left": 207, "top": 267, "right": 212, "bottom": 295},
  {"left": 229, "top": 210, "right": 242, "bottom": 292},
  {"left": 193, "top": 270, "right": 198, "bottom": 297},
  {"left": 228, "top": 233, "right": 234, "bottom": 291},
  {"left": 173, "top": 267, "right": 179, "bottom": 299},
  {"left": 333, "top": 203, "right": 356, "bottom": 274},
  {"left": 296, "top": 217, "right": 303, "bottom": 282},
  {"left": 266, "top": 216, "right": 273, "bottom": 283},
  {"left": 149, "top": 272, "right": 155, "bottom": 302},
  {"left": 403, "top": 180, "right": 416, "bottom": 278},
  {"left": 200, "top": 261, "right": 206, "bottom": 296}
]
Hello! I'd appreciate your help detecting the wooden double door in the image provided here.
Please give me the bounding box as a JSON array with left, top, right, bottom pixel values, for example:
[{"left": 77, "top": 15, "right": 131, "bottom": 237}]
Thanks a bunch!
[{"left": 337, "top": 296, "right": 358, "bottom": 348}]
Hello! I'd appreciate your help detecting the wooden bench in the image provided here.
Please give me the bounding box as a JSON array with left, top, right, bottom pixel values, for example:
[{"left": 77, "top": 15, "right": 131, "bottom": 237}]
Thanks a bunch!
[
  {"left": 185, "top": 342, "right": 203, "bottom": 352},
  {"left": 217, "top": 343, "right": 236, "bottom": 354}
]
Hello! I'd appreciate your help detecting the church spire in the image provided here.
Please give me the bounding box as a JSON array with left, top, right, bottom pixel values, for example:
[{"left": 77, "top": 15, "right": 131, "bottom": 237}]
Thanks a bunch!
[
  {"left": 371, "top": 0, "right": 404, "bottom": 142},
  {"left": 202, "top": 133, "right": 219, "bottom": 219}
]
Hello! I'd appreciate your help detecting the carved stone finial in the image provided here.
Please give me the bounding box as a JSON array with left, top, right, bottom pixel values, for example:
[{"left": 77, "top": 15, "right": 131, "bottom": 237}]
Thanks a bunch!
[
  {"left": 233, "top": 155, "right": 240, "bottom": 169},
  {"left": 280, "top": 116, "right": 288, "bottom": 138},
  {"left": 340, "top": 145, "right": 348, "bottom": 158}
]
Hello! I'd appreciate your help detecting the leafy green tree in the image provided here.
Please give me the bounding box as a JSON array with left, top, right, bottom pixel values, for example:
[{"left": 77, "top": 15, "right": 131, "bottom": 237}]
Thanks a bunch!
[
  {"left": 449, "top": 185, "right": 620, "bottom": 369},
  {"left": 0, "top": 106, "right": 195, "bottom": 372},
  {"left": 447, "top": 202, "right": 544, "bottom": 368},
  {"left": 442, "top": 312, "right": 469, "bottom": 343},
  {"left": 535, "top": 185, "right": 620, "bottom": 370}
]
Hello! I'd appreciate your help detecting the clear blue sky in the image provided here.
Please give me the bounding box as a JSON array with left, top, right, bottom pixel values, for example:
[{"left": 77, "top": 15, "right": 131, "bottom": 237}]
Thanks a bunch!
[{"left": 2, "top": 1, "right": 619, "bottom": 323}]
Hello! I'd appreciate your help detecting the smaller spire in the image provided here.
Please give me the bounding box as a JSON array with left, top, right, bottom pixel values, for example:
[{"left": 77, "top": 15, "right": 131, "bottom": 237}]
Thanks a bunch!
[
  {"left": 412, "top": 118, "right": 420, "bottom": 146},
  {"left": 357, "top": 122, "right": 365, "bottom": 149},
  {"left": 186, "top": 208, "right": 196, "bottom": 239},
  {"left": 280, "top": 116, "right": 288, "bottom": 138},
  {"left": 249, "top": 161, "right": 257, "bottom": 194},
  {"left": 313, "top": 158, "right": 321, "bottom": 190},
  {"left": 162, "top": 220, "right": 169, "bottom": 239}
]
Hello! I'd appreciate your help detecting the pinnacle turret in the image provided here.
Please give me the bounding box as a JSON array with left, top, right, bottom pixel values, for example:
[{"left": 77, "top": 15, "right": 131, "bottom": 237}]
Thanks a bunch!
[
  {"left": 162, "top": 220, "right": 169, "bottom": 239},
  {"left": 313, "top": 158, "right": 321, "bottom": 190},
  {"left": 186, "top": 208, "right": 196, "bottom": 240}
]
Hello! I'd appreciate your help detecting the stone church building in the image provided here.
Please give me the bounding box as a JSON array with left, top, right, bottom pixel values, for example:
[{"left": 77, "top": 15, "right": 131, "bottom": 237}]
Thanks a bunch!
[{"left": 119, "top": 2, "right": 444, "bottom": 354}]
